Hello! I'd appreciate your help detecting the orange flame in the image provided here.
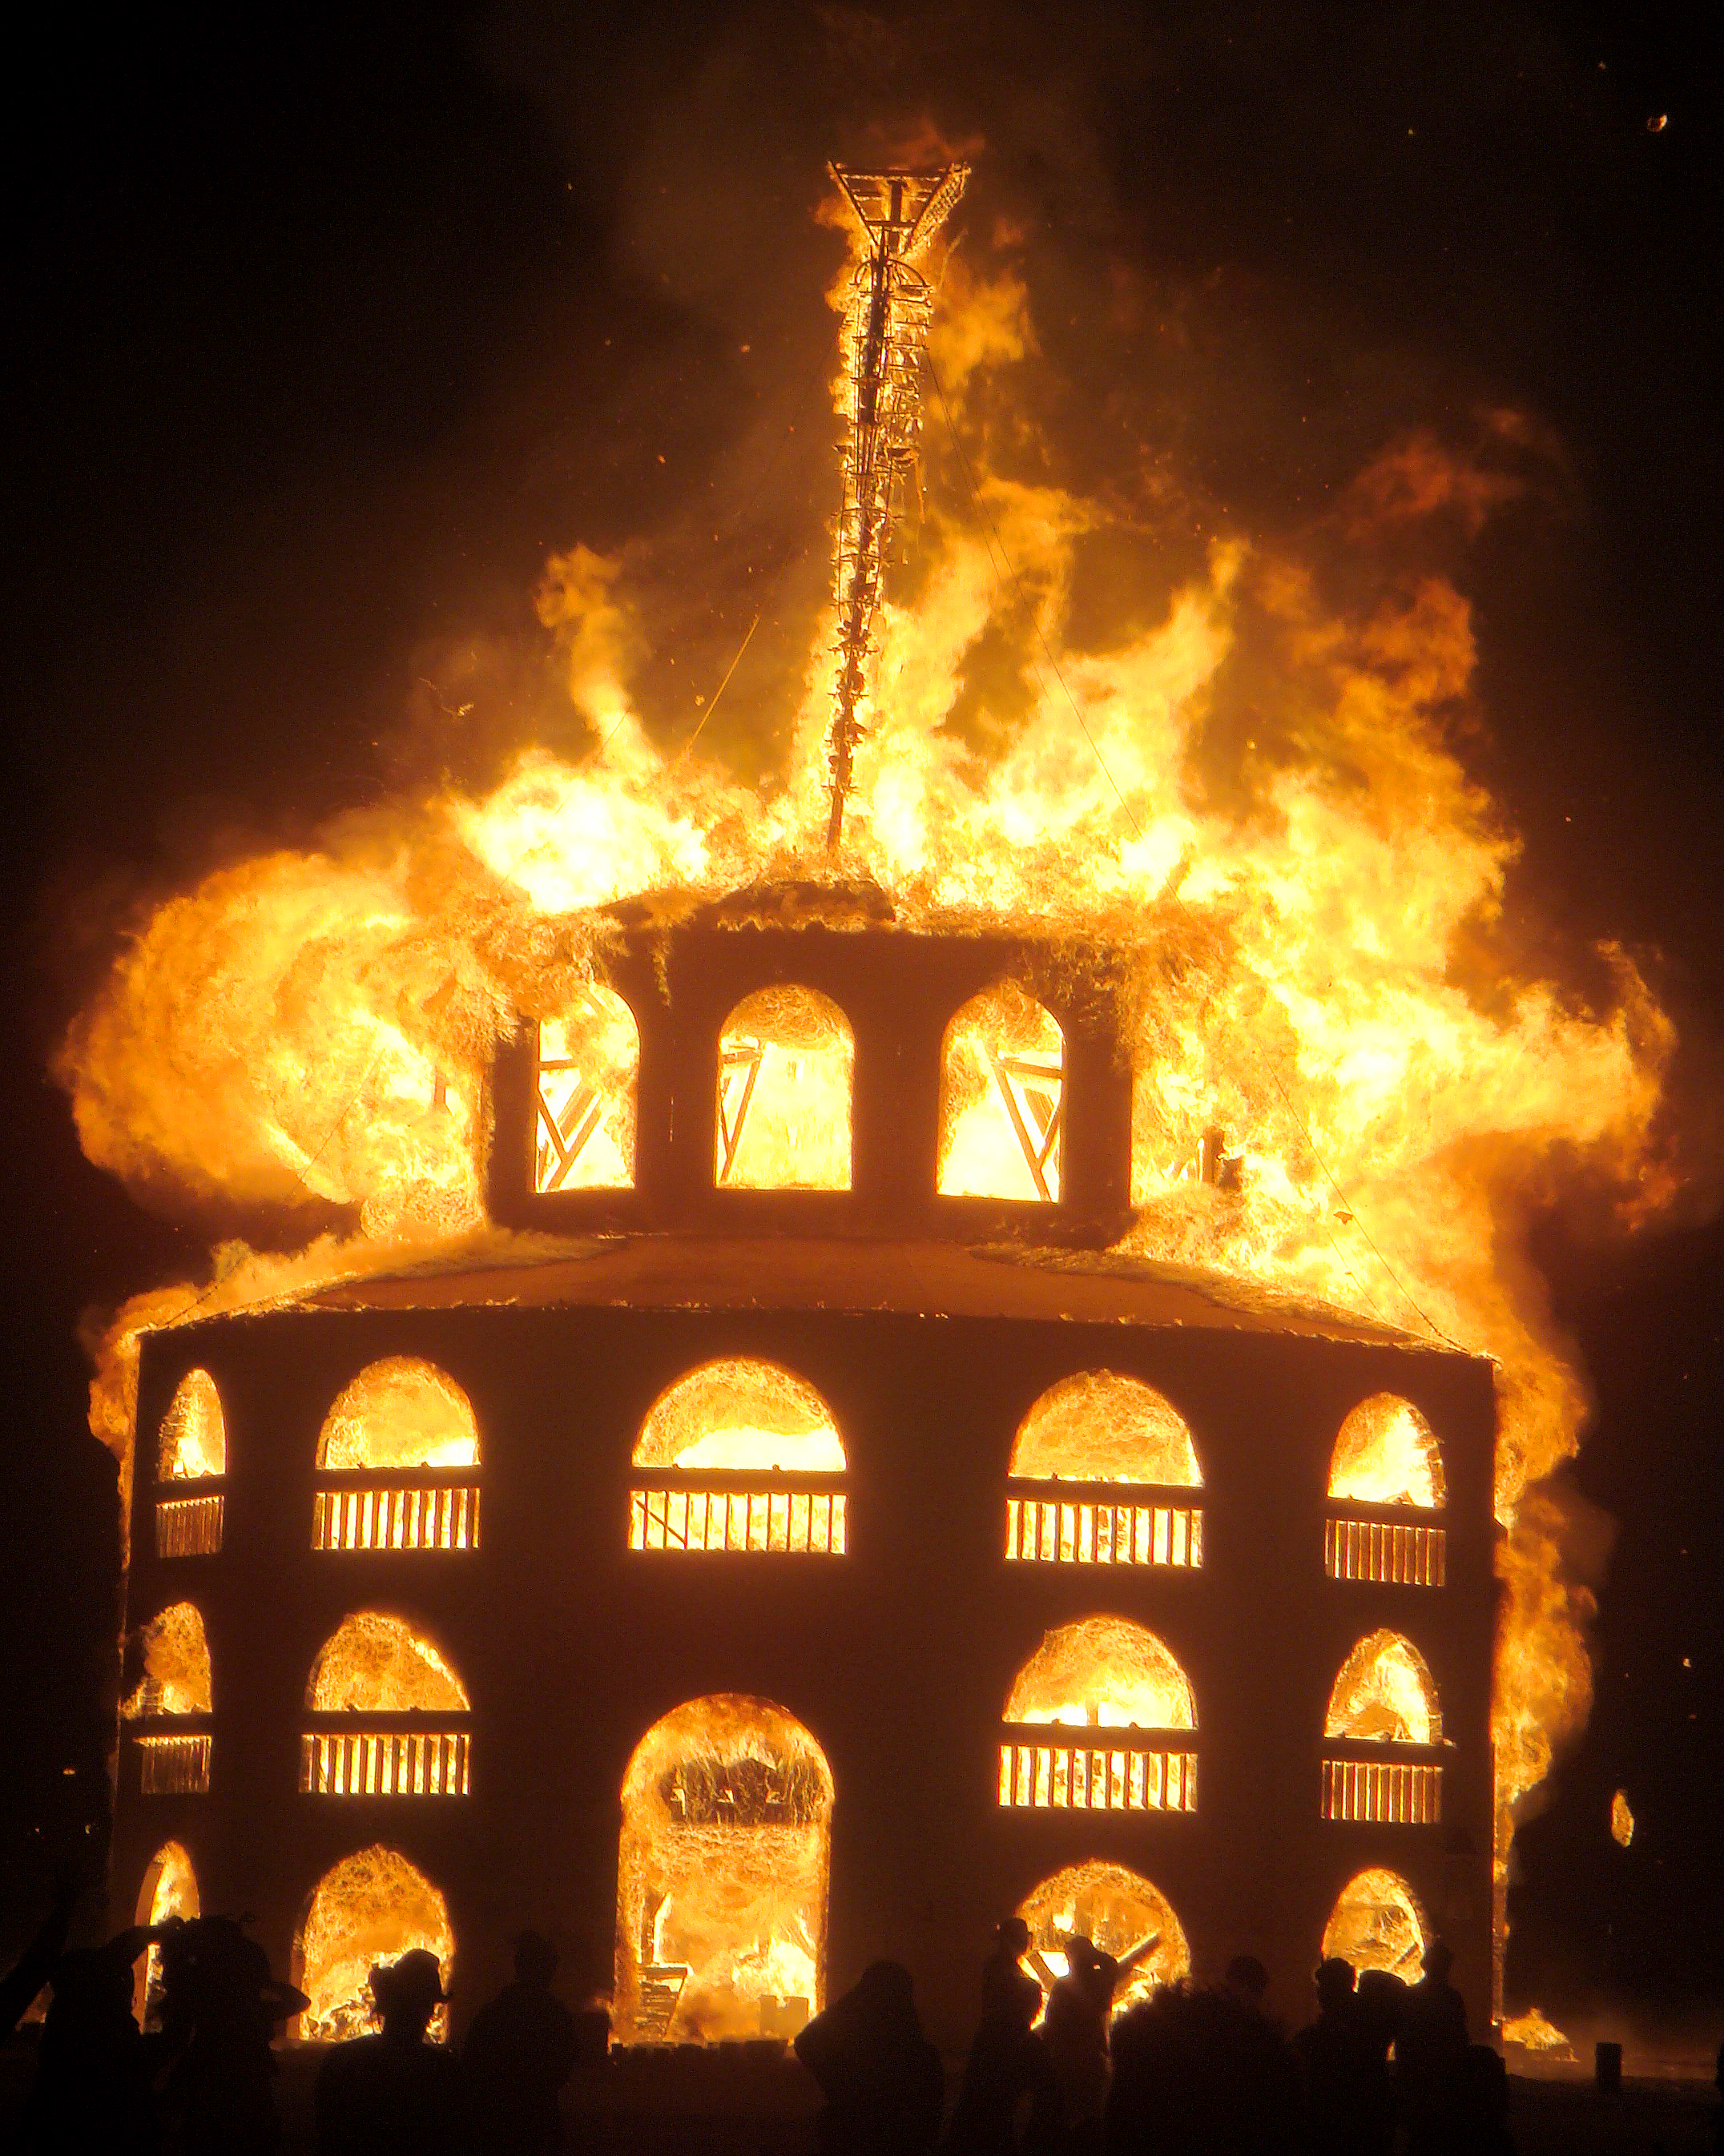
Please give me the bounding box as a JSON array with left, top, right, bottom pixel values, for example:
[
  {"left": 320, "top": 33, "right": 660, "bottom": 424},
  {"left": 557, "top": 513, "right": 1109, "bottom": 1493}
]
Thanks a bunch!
[{"left": 58, "top": 187, "right": 1681, "bottom": 1994}]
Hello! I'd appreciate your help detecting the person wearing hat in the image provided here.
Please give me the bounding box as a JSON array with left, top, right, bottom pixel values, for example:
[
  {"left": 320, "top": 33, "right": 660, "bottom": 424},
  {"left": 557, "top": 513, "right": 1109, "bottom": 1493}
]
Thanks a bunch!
[
  {"left": 1293, "top": 1957, "right": 1373, "bottom": 2156},
  {"left": 314, "top": 1948, "right": 469, "bottom": 2156}
]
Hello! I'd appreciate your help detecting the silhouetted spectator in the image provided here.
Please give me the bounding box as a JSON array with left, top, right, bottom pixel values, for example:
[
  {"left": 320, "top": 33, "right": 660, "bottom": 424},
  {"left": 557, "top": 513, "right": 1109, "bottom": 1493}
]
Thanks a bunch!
[
  {"left": 948, "top": 1920, "right": 1051, "bottom": 2155},
  {"left": 1351, "top": 1970, "right": 1407, "bottom": 2156},
  {"left": 1460, "top": 2042, "right": 1515, "bottom": 2154},
  {"left": 1294, "top": 1958, "right": 1372, "bottom": 2156},
  {"left": 795, "top": 1959, "right": 944, "bottom": 2155},
  {"left": 315, "top": 1949, "right": 469, "bottom": 2156},
  {"left": 20, "top": 1929, "right": 158, "bottom": 2154},
  {"left": 155, "top": 1916, "right": 305, "bottom": 2156},
  {"left": 1396, "top": 1941, "right": 1469, "bottom": 2156},
  {"left": 0, "top": 1874, "right": 77, "bottom": 2041},
  {"left": 462, "top": 1930, "right": 578, "bottom": 2154},
  {"left": 1223, "top": 1954, "right": 1271, "bottom": 2014},
  {"left": 1041, "top": 1937, "right": 1118, "bottom": 2146},
  {"left": 1106, "top": 1980, "right": 1301, "bottom": 2156}
]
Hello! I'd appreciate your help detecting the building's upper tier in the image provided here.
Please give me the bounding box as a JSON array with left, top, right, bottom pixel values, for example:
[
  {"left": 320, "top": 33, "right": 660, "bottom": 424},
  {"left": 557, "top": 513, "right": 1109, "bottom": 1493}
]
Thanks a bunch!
[{"left": 490, "top": 915, "right": 1133, "bottom": 1245}]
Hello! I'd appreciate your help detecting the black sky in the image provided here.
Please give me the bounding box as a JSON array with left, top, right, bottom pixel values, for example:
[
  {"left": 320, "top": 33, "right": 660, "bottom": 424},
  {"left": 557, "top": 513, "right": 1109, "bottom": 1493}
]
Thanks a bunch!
[{"left": 5, "top": 0, "right": 1721, "bottom": 2037}]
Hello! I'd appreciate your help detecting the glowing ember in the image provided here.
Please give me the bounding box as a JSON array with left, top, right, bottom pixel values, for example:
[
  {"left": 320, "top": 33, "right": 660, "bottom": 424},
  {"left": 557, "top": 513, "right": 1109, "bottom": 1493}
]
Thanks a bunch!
[
  {"left": 938, "top": 983, "right": 1064, "bottom": 1203},
  {"left": 123, "top": 1602, "right": 211, "bottom": 1718},
  {"left": 1016, "top": 1861, "right": 1190, "bottom": 2017},
  {"left": 1010, "top": 1372, "right": 1201, "bottom": 1485},
  {"left": 1327, "top": 1393, "right": 1444, "bottom": 1508},
  {"left": 1610, "top": 1788, "right": 1634, "bottom": 1847},
  {"left": 316, "top": 1358, "right": 479, "bottom": 1470},
  {"left": 157, "top": 1370, "right": 225, "bottom": 1480},
  {"left": 1321, "top": 1868, "right": 1428, "bottom": 1982},
  {"left": 1006, "top": 1616, "right": 1195, "bottom": 1732},
  {"left": 716, "top": 986, "right": 853, "bottom": 1190},
  {"left": 1502, "top": 2006, "right": 1575, "bottom": 2057},
  {"left": 1324, "top": 1630, "right": 1441, "bottom": 1744},
  {"left": 614, "top": 1695, "right": 832, "bottom": 2043},
  {"left": 306, "top": 1613, "right": 469, "bottom": 1713},
  {"left": 296, "top": 1845, "right": 454, "bottom": 2042}
]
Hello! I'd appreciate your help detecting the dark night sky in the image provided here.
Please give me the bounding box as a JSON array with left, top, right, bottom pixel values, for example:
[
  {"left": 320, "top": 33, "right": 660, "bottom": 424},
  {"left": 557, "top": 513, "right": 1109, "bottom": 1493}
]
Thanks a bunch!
[{"left": 4, "top": 1, "right": 1720, "bottom": 2042}]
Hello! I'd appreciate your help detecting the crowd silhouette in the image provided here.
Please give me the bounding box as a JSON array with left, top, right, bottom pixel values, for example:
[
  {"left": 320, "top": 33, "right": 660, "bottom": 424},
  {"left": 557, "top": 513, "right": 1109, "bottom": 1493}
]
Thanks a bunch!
[{"left": 6, "top": 1877, "right": 1716, "bottom": 2153}]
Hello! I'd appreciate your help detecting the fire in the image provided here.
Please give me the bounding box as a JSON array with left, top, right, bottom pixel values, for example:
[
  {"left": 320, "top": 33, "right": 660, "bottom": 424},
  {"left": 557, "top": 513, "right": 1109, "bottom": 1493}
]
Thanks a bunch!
[
  {"left": 1017, "top": 1861, "right": 1191, "bottom": 2017},
  {"left": 58, "top": 158, "right": 1684, "bottom": 1998},
  {"left": 1006, "top": 1617, "right": 1195, "bottom": 1732},
  {"left": 295, "top": 1845, "right": 455, "bottom": 2042},
  {"left": 1610, "top": 1788, "right": 1634, "bottom": 1847}
]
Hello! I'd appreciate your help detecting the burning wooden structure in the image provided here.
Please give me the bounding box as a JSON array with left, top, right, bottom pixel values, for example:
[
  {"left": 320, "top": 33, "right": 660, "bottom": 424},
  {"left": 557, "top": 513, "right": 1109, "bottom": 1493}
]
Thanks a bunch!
[{"left": 110, "top": 905, "right": 1498, "bottom": 2047}]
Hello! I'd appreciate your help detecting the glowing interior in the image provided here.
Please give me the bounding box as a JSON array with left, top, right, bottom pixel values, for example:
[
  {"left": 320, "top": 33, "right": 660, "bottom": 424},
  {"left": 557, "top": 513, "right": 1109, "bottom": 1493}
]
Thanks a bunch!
[
  {"left": 534, "top": 983, "right": 638, "bottom": 1193},
  {"left": 715, "top": 984, "right": 853, "bottom": 1192},
  {"left": 937, "top": 982, "right": 1064, "bottom": 1204},
  {"left": 296, "top": 1845, "right": 455, "bottom": 2042},
  {"left": 1328, "top": 1394, "right": 1445, "bottom": 1509},
  {"left": 1325, "top": 1630, "right": 1441, "bottom": 1744},
  {"left": 123, "top": 1603, "right": 212, "bottom": 1717},
  {"left": 1005, "top": 1616, "right": 1196, "bottom": 1731},
  {"left": 316, "top": 1358, "right": 480, "bottom": 1471},
  {"left": 634, "top": 1358, "right": 846, "bottom": 1474},
  {"left": 1321, "top": 1868, "right": 1429, "bottom": 1982},
  {"left": 157, "top": 1370, "right": 226, "bottom": 1480},
  {"left": 133, "top": 1840, "right": 199, "bottom": 2025},
  {"left": 306, "top": 1612, "right": 469, "bottom": 1714},
  {"left": 614, "top": 1694, "right": 833, "bottom": 2044},
  {"left": 1017, "top": 1860, "right": 1190, "bottom": 2019},
  {"left": 1009, "top": 1372, "right": 1201, "bottom": 1486}
]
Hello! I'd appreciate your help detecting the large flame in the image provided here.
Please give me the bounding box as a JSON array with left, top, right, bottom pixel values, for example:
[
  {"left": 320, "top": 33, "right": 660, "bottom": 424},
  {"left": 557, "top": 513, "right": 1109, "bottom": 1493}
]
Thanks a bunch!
[{"left": 58, "top": 170, "right": 1682, "bottom": 1998}]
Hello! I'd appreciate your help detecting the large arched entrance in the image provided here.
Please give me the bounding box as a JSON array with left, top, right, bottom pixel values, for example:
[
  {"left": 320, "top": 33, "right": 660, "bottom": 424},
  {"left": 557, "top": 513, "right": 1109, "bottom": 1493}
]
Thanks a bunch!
[{"left": 614, "top": 1695, "right": 833, "bottom": 2045}]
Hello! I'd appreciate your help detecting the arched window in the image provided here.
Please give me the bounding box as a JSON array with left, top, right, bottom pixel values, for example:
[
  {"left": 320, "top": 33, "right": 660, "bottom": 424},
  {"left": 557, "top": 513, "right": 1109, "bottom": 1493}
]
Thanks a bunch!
[
  {"left": 133, "top": 1841, "right": 199, "bottom": 2027},
  {"left": 313, "top": 1359, "right": 481, "bottom": 1552},
  {"left": 938, "top": 983, "right": 1064, "bottom": 1203},
  {"left": 629, "top": 1358, "right": 847, "bottom": 1556},
  {"left": 1321, "top": 1631, "right": 1444, "bottom": 1824},
  {"left": 123, "top": 1603, "right": 212, "bottom": 1794},
  {"left": 1017, "top": 1862, "right": 1190, "bottom": 2021},
  {"left": 300, "top": 1613, "right": 471, "bottom": 1797},
  {"left": 1321, "top": 1868, "right": 1431, "bottom": 1982},
  {"left": 155, "top": 1370, "right": 226, "bottom": 1557},
  {"left": 294, "top": 1845, "right": 455, "bottom": 2041},
  {"left": 1006, "top": 1373, "right": 1203, "bottom": 1568},
  {"left": 1000, "top": 1617, "right": 1197, "bottom": 1813},
  {"left": 715, "top": 986, "right": 854, "bottom": 1191},
  {"left": 614, "top": 1695, "right": 834, "bottom": 2044},
  {"left": 1324, "top": 1394, "right": 1446, "bottom": 1586},
  {"left": 534, "top": 984, "right": 639, "bottom": 1193}
]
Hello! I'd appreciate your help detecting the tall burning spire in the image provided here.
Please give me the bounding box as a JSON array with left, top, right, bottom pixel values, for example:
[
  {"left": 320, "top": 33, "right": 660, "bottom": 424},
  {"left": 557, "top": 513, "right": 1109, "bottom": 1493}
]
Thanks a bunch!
[{"left": 823, "top": 159, "right": 969, "bottom": 851}]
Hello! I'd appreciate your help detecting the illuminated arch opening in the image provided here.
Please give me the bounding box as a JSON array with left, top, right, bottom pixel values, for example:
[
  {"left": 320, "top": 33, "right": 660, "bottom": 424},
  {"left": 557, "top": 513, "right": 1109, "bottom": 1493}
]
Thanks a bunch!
[
  {"left": 1325, "top": 1631, "right": 1441, "bottom": 1744},
  {"left": 534, "top": 983, "right": 639, "bottom": 1193},
  {"left": 306, "top": 1614, "right": 469, "bottom": 1713},
  {"left": 615, "top": 1695, "right": 833, "bottom": 2045},
  {"left": 1329, "top": 1394, "right": 1445, "bottom": 1509},
  {"left": 1007, "top": 1617, "right": 1195, "bottom": 1732},
  {"left": 1017, "top": 1862, "right": 1190, "bottom": 2021},
  {"left": 1001, "top": 1618, "right": 1196, "bottom": 1813},
  {"left": 715, "top": 985, "right": 853, "bottom": 1191},
  {"left": 316, "top": 1359, "right": 479, "bottom": 1471},
  {"left": 158, "top": 1370, "right": 225, "bottom": 1480},
  {"left": 123, "top": 1603, "right": 211, "bottom": 1718},
  {"left": 938, "top": 982, "right": 1064, "bottom": 1203},
  {"left": 1321, "top": 1868, "right": 1430, "bottom": 1983},
  {"left": 630, "top": 1360, "right": 847, "bottom": 1555},
  {"left": 1011, "top": 1374, "right": 1201, "bottom": 1486},
  {"left": 295, "top": 1846, "right": 455, "bottom": 2042},
  {"left": 133, "top": 1841, "right": 199, "bottom": 2027},
  {"left": 302, "top": 1615, "right": 470, "bottom": 1797}
]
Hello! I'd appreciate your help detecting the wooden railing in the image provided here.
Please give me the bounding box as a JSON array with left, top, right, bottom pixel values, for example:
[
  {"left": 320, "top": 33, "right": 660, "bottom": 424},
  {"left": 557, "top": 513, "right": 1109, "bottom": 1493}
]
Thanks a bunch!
[
  {"left": 1005, "top": 1482, "right": 1202, "bottom": 1568},
  {"left": 997, "top": 1725, "right": 1198, "bottom": 1812},
  {"left": 312, "top": 1468, "right": 481, "bottom": 1552},
  {"left": 155, "top": 1487, "right": 224, "bottom": 1557},
  {"left": 629, "top": 1478, "right": 846, "bottom": 1555},
  {"left": 300, "top": 1718, "right": 471, "bottom": 1796},
  {"left": 132, "top": 1725, "right": 211, "bottom": 1794},
  {"left": 1324, "top": 1508, "right": 1445, "bottom": 1587},
  {"left": 1320, "top": 1750, "right": 1444, "bottom": 1823}
]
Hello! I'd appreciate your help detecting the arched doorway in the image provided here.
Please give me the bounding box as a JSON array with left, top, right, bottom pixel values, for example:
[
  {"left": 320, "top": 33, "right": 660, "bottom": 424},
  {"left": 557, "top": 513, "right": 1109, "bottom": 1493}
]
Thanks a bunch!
[
  {"left": 293, "top": 1845, "right": 455, "bottom": 2041},
  {"left": 614, "top": 1695, "right": 833, "bottom": 2044},
  {"left": 1016, "top": 1861, "right": 1190, "bottom": 2019},
  {"left": 1321, "top": 1868, "right": 1430, "bottom": 1982},
  {"left": 132, "top": 1841, "right": 199, "bottom": 2027}
]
